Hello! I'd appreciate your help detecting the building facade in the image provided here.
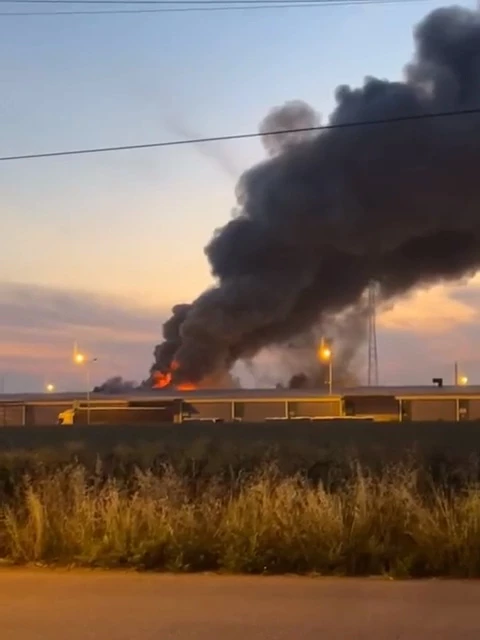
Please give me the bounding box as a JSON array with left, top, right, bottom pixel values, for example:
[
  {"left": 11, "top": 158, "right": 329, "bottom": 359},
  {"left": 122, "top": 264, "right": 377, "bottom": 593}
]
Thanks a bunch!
[{"left": 1, "top": 386, "right": 480, "bottom": 425}]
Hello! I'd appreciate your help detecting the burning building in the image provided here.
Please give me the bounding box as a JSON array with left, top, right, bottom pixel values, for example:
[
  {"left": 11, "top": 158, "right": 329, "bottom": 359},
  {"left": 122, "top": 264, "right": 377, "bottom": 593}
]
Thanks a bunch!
[
  {"left": 151, "top": 6, "right": 480, "bottom": 389},
  {"left": 152, "top": 361, "right": 197, "bottom": 391}
]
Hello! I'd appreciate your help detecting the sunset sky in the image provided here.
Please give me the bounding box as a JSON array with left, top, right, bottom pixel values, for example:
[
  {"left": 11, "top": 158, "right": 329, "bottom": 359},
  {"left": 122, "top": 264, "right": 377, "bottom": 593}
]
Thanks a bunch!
[{"left": 1, "top": 0, "right": 478, "bottom": 392}]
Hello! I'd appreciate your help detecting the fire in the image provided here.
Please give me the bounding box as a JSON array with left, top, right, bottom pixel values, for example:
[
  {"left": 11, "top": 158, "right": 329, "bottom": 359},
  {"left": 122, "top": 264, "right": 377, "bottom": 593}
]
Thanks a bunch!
[
  {"left": 177, "top": 382, "right": 197, "bottom": 391},
  {"left": 152, "top": 363, "right": 197, "bottom": 391},
  {"left": 152, "top": 371, "right": 172, "bottom": 389}
]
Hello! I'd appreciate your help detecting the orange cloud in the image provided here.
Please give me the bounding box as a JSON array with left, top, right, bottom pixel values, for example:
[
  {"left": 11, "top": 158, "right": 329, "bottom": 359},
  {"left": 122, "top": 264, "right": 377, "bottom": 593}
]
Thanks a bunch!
[
  {"left": 0, "top": 281, "right": 165, "bottom": 391},
  {"left": 379, "top": 284, "right": 477, "bottom": 333},
  {"left": 3, "top": 277, "right": 480, "bottom": 391}
]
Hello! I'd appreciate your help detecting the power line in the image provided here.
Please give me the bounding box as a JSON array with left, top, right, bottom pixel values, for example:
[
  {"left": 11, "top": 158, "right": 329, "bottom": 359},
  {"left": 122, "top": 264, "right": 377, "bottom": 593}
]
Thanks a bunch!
[
  {"left": 2, "top": 106, "right": 479, "bottom": 163},
  {"left": 0, "top": 0, "right": 433, "bottom": 15},
  {"left": 0, "top": 4, "right": 376, "bottom": 14},
  {"left": 0, "top": 0, "right": 430, "bottom": 14},
  {"left": 0, "top": 0, "right": 429, "bottom": 4}
]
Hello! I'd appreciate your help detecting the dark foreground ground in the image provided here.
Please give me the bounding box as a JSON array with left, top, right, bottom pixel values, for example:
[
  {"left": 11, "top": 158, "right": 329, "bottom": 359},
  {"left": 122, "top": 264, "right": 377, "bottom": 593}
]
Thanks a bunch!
[
  {"left": 3, "top": 421, "right": 480, "bottom": 456},
  {"left": 3, "top": 421, "right": 480, "bottom": 475},
  {"left": 1, "top": 571, "right": 480, "bottom": 639},
  {"left": 2, "top": 421, "right": 480, "bottom": 495}
]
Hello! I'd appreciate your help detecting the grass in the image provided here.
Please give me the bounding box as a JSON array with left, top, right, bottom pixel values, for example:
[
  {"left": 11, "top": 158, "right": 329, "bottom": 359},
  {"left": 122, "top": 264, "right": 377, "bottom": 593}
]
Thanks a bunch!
[
  {"left": 2, "top": 462, "right": 480, "bottom": 576},
  {"left": 2, "top": 421, "right": 480, "bottom": 575}
]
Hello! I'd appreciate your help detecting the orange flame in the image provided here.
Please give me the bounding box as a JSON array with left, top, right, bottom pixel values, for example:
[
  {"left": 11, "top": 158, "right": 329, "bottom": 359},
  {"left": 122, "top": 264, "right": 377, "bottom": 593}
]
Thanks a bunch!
[
  {"left": 152, "top": 363, "right": 197, "bottom": 391},
  {"left": 152, "top": 371, "right": 172, "bottom": 389},
  {"left": 177, "top": 382, "right": 197, "bottom": 391}
]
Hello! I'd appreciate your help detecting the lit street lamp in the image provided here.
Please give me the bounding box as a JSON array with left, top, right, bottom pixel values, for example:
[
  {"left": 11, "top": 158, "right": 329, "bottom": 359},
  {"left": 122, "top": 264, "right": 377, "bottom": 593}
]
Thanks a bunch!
[
  {"left": 454, "top": 361, "right": 469, "bottom": 387},
  {"left": 74, "top": 351, "right": 97, "bottom": 425},
  {"left": 318, "top": 339, "right": 333, "bottom": 395},
  {"left": 319, "top": 346, "right": 331, "bottom": 360}
]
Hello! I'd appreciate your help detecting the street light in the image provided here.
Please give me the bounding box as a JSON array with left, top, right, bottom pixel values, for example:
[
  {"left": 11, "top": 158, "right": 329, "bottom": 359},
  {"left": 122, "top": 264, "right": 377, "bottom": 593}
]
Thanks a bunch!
[
  {"left": 318, "top": 346, "right": 331, "bottom": 361},
  {"left": 317, "top": 339, "right": 333, "bottom": 395},
  {"left": 454, "top": 361, "right": 469, "bottom": 386},
  {"left": 73, "top": 352, "right": 97, "bottom": 425}
]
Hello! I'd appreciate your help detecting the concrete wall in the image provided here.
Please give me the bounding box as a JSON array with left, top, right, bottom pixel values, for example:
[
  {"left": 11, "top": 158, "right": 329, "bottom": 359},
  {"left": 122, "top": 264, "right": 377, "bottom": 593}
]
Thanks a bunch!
[
  {"left": 409, "top": 399, "right": 457, "bottom": 421},
  {"left": 241, "top": 401, "right": 287, "bottom": 421},
  {"left": 287, "top": 400, "right": 341, "bottom": 418},
  {"left": 73, "top": 407, "right": 177, "bottom": 425},
  {"left": 346, "top": 396, "right": 399, "bottom": 418},
  {"left": 0, "top": 404, "right": 24, "bottom": 426},
  {"left": 7, "top": 394, "right": 480, "bottom": 426},
  {"left": 184, "top": 402, "right": 232, "bottom": 421},
  {"left": 25, "top": 404, "right": 71, "bottom": 426},
  {"left": 465, "top": 399, "right": 480, "bottom": 420}
]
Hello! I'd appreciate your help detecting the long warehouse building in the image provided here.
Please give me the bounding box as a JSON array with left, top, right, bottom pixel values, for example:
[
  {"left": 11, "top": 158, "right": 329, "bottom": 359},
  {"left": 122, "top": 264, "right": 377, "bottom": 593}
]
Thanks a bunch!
[{"left": 1, "top": 385, "right": 480, "bottom": 425}]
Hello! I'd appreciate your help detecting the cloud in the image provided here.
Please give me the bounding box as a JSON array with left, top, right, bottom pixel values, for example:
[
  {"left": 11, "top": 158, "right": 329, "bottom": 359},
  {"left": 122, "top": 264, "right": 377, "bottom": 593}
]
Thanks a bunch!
[
  {"left": 3, "top": 277, "right": 480, "bottom": 391},
  {"left": 0, "top": 281, "right": 164, "bottom": 392},
  {"left": 376, "top": 279, "right": 480, "bottom": 385},
  {"left": 378, "top": 283, "right": 478, "bottom": 333},
  {"left": 0, "top": 281, "right": 160, "bottom": 332}
]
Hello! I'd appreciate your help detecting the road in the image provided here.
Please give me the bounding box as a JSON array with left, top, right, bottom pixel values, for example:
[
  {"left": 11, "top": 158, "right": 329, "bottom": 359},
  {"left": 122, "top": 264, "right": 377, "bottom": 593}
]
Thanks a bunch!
[{"left": 1, "top": 570, "right": 480, "bottom": 639}]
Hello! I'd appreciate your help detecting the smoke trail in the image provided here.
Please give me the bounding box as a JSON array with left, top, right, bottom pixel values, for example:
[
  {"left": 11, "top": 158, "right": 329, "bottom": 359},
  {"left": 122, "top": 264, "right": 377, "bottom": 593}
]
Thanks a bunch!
[
  {"left": 152, "top": 6, "right": 480, "bottom": 386},
  {"left": 163, "top": 115, "right": 240, "bottom": 180}
]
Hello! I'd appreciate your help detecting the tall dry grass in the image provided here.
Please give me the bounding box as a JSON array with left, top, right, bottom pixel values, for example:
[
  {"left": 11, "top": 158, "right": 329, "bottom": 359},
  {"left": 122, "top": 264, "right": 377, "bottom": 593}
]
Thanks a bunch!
[{"left": 2, "top": 463, "right": 480, "bottom": 576}]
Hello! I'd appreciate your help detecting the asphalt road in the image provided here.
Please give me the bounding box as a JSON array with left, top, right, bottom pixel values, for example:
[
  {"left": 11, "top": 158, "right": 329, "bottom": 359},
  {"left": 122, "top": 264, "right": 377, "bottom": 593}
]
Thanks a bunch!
[{"left": 1, "top": 570, "right": 480, "bottom": 639}]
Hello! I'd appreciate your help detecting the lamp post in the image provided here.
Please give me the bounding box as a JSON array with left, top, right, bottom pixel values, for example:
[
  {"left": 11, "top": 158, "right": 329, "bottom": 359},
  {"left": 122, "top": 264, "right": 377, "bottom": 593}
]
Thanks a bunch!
[
  {"left": 74, "top": 352, "right": 97, "bottom": 425},
  {"left": 317, "top": 339, "right": 333, "bottom": 395},
  {"left": 454, "top": 361, "right": 468, "bottom": 386}
]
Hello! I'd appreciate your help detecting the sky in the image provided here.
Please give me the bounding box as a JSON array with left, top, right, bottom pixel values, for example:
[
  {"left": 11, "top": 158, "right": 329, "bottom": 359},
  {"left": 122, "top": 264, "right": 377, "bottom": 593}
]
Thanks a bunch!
[{"left": 1, "top": 0, "right": 479, "bottom": 392}]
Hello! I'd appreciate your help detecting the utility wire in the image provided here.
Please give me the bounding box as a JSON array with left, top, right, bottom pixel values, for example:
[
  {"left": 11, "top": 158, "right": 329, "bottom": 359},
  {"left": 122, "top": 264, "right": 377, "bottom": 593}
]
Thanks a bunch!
[
  {"left": 0, "top": 4, "right": 383, "bottom": 14},
  {"left": 0, "top": 0, "right": 430, "bottom": 4},
  {"left": 2, "top": 106, "right": 480, "bottom": 163},
  {"left": 0, "top": 0, "right": 430, "bottom": 14},
  {"left": 0, "top": 0, "right": 433, "bottom": 16}
]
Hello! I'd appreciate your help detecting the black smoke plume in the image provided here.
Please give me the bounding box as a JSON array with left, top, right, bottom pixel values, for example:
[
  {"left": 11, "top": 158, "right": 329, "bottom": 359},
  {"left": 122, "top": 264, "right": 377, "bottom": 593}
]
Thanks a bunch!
[
  {"left": 258, "top": 99, "right": 321, "bottom": 157},
  {"left": 152, "top": 6, "right": 480, "bottom": 386},
  {"left": 283, "top": 299, "right": 371, "bottom": 389},
  {"left": 93, "top": 376, "right": 138, "bottom": 393}
]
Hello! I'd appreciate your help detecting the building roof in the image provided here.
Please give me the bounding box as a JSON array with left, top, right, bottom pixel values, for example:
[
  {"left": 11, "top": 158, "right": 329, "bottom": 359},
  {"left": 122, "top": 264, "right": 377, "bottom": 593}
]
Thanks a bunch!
[{"left": 1, "top": 385, "right": 480, "bottom": 404}]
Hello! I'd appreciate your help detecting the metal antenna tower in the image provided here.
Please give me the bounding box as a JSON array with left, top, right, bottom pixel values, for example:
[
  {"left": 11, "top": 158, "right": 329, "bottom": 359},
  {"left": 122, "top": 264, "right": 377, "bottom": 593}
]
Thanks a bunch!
[{"left": 367, "top": 282, "right": 379, "bottom": 386}]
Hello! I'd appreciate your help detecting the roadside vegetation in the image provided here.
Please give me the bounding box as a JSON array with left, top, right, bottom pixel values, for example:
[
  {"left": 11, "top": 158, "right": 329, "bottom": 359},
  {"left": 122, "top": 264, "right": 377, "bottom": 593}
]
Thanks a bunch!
[
  {"left": 2, "top": 462, "right": 480, "bottom": 576},
  {"left": 1, "top": 421, "right": 480, "bottom": 575}
]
